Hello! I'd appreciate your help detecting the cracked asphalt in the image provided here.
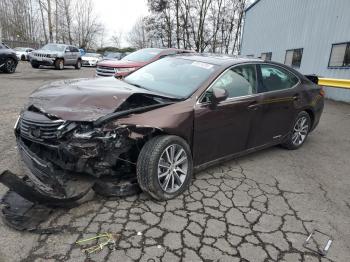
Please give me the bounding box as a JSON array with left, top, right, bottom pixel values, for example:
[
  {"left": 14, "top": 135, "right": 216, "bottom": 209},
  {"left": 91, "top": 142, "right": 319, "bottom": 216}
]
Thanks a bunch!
[{"left": 0, "top": 63, "right": 349, "bottom": 262}]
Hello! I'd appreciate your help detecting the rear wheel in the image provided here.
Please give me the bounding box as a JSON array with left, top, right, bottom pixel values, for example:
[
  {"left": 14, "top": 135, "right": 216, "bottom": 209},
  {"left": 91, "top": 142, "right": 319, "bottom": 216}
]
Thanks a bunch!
[
  {"left": 3, "top": 58, "right": 17, "bottom": 73},
  {"left": 75, "top": 59, "right": 82, "bottom": 69},
  {"left": 137, "top": 135, "right": 193, "bottom": 200},
  {"left": 54, "top": 59, "right": 64, "bottom": 70},
  {"left": 21, "top": 55, "right": 26, "bottom": 61},
  {"left": 282, "top": 111, "right": 311, "bottom": 150}
]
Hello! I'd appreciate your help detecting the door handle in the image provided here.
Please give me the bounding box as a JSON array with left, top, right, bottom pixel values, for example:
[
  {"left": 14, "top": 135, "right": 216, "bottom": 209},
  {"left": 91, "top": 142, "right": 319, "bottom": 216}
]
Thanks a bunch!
[
  {"left": 293, "top": 94, "right": 300, "bottom": 101},
  {"left": 247, "top": 102, "right": 260, "bottom": 111}
]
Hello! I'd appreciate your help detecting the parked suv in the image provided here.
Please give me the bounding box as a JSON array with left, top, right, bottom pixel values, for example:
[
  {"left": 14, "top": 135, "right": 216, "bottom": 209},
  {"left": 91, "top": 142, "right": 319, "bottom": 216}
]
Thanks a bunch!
[
  {"left": 30, "top": 43, "right": 82, "bottom": 70},
  {"left": 0, "top": 43, "right": 18, "bottom": 73},
  {"left": 96, "top": 48, "right": 193, "bottom": 77}
]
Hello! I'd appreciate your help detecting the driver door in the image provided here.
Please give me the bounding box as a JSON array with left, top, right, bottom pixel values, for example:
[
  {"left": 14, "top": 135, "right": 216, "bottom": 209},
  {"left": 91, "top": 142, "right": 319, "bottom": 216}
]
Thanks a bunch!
[{"left": 193, "top": 64, "right": 261, "bottom": 166}]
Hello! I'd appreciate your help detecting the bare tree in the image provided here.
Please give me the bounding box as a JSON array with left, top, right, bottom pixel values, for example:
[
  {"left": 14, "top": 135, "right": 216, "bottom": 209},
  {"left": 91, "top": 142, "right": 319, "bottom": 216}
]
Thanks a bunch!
[
  {"left": 127, "top": 17, "right": 148, "bottom": 49},
  {"left": 0, "top": 0, "right": 104, "bottom": 48},
  {"left": 110, "top": 32, "right": 122, "bottom": 48},
  {"left": 142, "top": 0, "right": 249, "bottom": 54}
]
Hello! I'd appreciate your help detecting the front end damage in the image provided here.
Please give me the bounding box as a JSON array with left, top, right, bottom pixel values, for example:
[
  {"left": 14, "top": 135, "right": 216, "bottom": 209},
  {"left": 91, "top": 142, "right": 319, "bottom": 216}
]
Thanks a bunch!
[{"left": 0, "top": 98, "right": 169, "bottom": 231}]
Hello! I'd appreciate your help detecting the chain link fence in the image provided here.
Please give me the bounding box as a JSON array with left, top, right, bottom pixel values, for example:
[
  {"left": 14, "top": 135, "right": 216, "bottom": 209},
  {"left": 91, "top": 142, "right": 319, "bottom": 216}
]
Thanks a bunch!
[{"left": 2, "top": 40, "right": 43, "bottom": 49}]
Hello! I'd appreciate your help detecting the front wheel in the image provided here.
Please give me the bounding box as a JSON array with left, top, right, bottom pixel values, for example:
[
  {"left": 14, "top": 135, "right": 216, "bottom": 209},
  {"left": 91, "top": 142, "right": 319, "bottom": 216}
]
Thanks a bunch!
[
  {"left": 3, "top": 58, "right": 17, "bottom": 73},
  {"left": 137, "top": 135, "right": 193, "bottom": 200},
  {"left": 54, "top": 59, "right": 64, "bottom": 70},
  {"left": 282, "top": 111, "right": 311, "bottom": 150},
  {"left": 75, "top": 59, "right": 81, "bottom": 69}
]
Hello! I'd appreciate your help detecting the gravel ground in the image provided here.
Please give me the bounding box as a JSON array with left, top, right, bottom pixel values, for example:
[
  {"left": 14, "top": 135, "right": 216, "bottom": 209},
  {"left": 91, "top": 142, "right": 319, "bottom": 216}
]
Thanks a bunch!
[{"left": 0, "top": 62, "right": 349, "bottom": 262}]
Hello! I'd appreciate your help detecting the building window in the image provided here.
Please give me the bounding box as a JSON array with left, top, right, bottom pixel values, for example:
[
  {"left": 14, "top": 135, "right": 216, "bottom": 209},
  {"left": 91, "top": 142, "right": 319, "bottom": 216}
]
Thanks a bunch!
[
  {"left": 329, "top": 42, "right": 350, "bottom": 68},
  {"left": 261, "top": 52, "right": 272, "bottom": 61},
  {"left": 284, "top": 48, "right": 303, "bottom": 68}
]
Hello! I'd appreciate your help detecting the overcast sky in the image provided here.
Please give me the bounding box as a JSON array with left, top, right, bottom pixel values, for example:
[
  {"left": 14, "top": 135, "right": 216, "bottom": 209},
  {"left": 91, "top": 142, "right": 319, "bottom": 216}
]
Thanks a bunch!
[{"left": 93, "top": 0, "right": 149, "bottom": 47}]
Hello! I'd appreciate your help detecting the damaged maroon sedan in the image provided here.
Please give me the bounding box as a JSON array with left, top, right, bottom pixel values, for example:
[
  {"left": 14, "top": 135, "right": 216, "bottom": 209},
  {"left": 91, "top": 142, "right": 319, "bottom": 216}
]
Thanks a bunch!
[{"left": 2, "top": 55, "right": 324, "bottom": 214}]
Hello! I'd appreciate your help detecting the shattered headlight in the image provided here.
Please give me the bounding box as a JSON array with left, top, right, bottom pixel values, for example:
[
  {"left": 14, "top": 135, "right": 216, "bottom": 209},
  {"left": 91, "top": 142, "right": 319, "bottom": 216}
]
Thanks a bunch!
[{"left": 72, "top": 124, "right": 128, "bottom": 140}]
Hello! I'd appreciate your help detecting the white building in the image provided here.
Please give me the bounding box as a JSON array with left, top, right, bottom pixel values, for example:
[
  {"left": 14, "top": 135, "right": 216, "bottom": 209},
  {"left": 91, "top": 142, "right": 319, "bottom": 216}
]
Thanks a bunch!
[{"left": 240, "top": 0, "right": 350, "bottom": 101}]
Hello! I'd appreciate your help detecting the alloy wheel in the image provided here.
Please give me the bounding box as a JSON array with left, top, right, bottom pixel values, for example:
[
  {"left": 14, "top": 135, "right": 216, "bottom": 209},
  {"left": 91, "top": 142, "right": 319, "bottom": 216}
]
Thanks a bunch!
[
  {"left": 292, "top": 116, "right": 309, "bottom": 146},
  {"left": 158, "top": 144, "right": 188, "bottom": 193},
  {"left": 6, "top": 59, "right": 16, "bottom": 73}
]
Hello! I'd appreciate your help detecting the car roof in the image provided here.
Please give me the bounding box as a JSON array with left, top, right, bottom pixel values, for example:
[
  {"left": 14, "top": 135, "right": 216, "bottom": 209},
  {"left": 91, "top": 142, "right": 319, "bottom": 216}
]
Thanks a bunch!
[
  {"left": 175, "top": 53, "right": 263, "bottom": 66},
  {"left": 46, "top": 43, "right": 77, "bottom": 48}
]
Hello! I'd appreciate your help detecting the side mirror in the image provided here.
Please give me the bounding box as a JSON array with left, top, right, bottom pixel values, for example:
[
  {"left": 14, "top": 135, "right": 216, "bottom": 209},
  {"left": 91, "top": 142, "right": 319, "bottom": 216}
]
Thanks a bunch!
[{"left": 211, "top": 87, "right": 228, "bottom": 104}]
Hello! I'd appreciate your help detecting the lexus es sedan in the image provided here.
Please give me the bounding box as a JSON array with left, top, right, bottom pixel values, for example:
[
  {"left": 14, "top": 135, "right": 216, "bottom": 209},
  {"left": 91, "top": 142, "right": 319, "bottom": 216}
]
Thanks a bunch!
[{"left": 10, "top": 54, "right": 324, "bottom": 201}]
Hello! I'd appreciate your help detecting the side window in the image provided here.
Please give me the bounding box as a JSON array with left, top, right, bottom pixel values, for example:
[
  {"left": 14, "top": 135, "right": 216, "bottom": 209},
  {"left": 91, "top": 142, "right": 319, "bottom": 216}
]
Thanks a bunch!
[
  {"left": 202, "top": 64, "right": 257, "bottom": 102},
  {"left": 0, "top": 44, "right": 3, "bottom": 49},
  {"left": 65, "top": 46, "right": 70, "bottom": 52},
  {"left": 259, "top": 64, "right": 299, "bottom": 92},
  {"left": 72, "top": 47, "right": 79, "bottom": 53}
]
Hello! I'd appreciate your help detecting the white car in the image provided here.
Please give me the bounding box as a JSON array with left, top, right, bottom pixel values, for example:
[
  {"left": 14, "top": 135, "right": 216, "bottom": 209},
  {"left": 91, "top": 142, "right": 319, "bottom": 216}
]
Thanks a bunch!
[
  {"left": 14, "top": 47, "right": 35, "bottom": 61},
  {"left": 82, "top": 53, "right": 102, "bottom": 67}
]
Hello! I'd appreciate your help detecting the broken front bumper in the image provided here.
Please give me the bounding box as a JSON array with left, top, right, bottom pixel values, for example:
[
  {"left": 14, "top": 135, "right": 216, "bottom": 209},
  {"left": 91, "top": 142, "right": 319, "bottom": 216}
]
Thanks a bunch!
[{"left": 1, "top": 139, "right": 96, "bottom": 205}]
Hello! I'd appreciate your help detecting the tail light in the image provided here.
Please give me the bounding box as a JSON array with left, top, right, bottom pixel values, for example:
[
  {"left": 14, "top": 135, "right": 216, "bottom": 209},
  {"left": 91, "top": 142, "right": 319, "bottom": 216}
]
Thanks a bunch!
[{"left": 319, "top": 89, "right": 325, "bottom": 97}]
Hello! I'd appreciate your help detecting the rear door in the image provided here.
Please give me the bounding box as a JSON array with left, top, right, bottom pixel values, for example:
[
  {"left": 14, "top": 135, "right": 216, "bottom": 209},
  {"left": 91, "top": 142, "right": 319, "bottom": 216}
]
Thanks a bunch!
[
  {"left": 63, "top": 46, "right": 72, "bottom": 65},
  {"left": 193, "top": 64, "right": 262, "bottom": 165},
  {"left": 248, "top": 64, "right": 300, "bottom": 148},
  {"left": 71, "top": 46, "right": 80, "bottom": 63}
]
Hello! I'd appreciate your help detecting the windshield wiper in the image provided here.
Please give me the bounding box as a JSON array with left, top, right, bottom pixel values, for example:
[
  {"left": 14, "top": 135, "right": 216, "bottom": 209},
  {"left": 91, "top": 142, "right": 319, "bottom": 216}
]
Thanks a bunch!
[{"left": 128, "top": 82, "right": 151, "bottom": 91}]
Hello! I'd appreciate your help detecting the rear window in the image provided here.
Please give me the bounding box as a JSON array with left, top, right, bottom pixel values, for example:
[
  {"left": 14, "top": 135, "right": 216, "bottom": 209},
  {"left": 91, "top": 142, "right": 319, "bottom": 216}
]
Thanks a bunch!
[
  {"left": 122, "top": 48, "right": 162, "bottom": 62},
  {"left": 260, "top": 64, "right": 299, "bottom": 92}
]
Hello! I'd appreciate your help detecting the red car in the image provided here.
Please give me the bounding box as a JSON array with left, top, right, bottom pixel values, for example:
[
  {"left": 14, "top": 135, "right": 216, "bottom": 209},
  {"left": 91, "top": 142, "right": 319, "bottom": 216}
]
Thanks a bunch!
[{"left": 96, "top": 48, "right": 193, "bottom": 77}]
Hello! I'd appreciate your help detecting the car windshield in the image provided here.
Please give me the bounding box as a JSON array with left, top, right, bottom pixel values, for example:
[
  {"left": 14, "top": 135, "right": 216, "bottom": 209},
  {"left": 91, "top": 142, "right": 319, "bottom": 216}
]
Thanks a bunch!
[
  {"left": 124, "top": 57, "right": 218, "bottom": 98},
  {"left": 85, "top": 53, "right": 100, "bottom": 57},
  {"left": 14, "top": 47, "right": 27, "bottom": 51},
  {"left": 122, "top": 48, "right": 162, "bottom": 62},
  {"left": 41, "top": 44, "right": 66, "bottom": 52}
]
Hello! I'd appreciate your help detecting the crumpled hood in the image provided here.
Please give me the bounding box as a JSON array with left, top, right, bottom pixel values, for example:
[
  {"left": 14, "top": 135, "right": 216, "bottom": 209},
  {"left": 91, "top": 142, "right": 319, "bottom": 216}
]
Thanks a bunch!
[
  {"left": 27, "top": 77, "right": 160, "bottom": 121},
  {"left": 98, "top": 59, "right": 147, "bottom": 68}
]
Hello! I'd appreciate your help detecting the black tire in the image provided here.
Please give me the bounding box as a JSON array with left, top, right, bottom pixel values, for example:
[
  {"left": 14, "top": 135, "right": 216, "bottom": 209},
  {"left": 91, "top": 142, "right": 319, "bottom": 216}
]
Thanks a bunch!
[
  {"left": 282, "top": 111, "right": 311, "bottom": 150},
  {"left": 75, "top": 59, "right": 82, "bottom": 69},
  {"left": 21, "top": 55, "right": 26, "bottom": 61},
  {"left": 137, "top": 135, "right": 193, "bottom": 201},
  {"left": 31, "top": 62, "right": 40, "bottom": 69},
  {"left": 54, "top": 59, "right": 64, "bottom": 70},
  {"left": 3, "top": 58, "right": 17, "bottom": 73}
]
